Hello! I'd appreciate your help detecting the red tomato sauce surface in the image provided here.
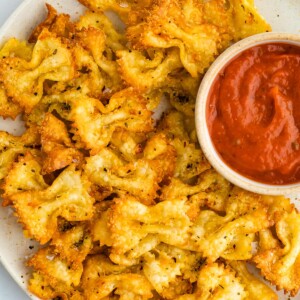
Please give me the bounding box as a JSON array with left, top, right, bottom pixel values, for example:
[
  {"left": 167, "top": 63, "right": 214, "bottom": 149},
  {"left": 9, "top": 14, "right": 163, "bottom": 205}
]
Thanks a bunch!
[{"left": 207, "top": 43, "right": 300, "bottom": 185}]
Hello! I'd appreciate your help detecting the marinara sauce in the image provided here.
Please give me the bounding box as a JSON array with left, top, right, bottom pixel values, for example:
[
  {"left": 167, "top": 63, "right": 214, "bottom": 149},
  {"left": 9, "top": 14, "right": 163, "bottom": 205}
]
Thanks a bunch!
[{"left": 207, "top": 43, "right": 300, "bottom": 185}]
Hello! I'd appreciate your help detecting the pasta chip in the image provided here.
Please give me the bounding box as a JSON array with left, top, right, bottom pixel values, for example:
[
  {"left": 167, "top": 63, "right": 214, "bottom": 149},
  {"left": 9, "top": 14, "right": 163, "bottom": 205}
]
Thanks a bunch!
[
  {"left": 253, "top": 210, "right": 300, "bottom": 296},
  {"left": 29, "top": 4, "right": 75, "bottom": 42},
  {"left": 143, "top": 243, "right": 202, "bottom": 297},
  {"left": 107, "top": 196, "right": 191, "bottom": 263},
  {"left": 40, "top": 113, "right": 83, "bottom": 174},
  {"left": 230, "top": 261, "right": 278, "bottom": 300},
  {"left": 171, "top": 137, "right": 210, "bottom": 181},
  {"left": 117, "top": 48, "right": 182, "bottom": 91},
  {"left": 85, "top": 134, "right": 175, "bottom": 204},
  {"left": 44, "top": 88, "right": 153, "bottom": 154},
  {"left": 0, "top": 85, "right": 22, "bottom": 119},
  {"left": 81, "top": 255, "right": 153, "bottom": 300},
  {"left": 189, "top": 190, "right": 271, "bottom": 261},
  {"left": 0, "top": 29, "right": 74, "bottom": 112},
  {"left": 76, "top": 11, "right": 126, "bottom": 52},
  {"left": 0, "top": 128, "right": 40, "bottom": 182},
  {"left": 126, "top": 0, "right": 270, "bottom": 77},
  {"left": 230, "top": 0, "right": 271, "bottom": 39},
  {"left": 0, "top": 37, "right": 33, "bottom": 60},
  {"left": 75, "top": 26, "right": 123, "bottom": 94},
  {"left": 51, "top": 222, "right": 92, "bottom": 267},
  {"left": 78, "top": 0, "right": 131, "bottom": 20},
  {"left": 110, "top": 129, "right": 146, "bottom": 162},
  {"left": 28, "top": 247, "right": 83, "bottom": 299},
  {"left": 11, "top": 165, "right": 95, "bottom": 244},
  {"left": 1, "top": 153, "right": 47, "bottom": 206},
  {"left": 176, "top": 262, "right": 247, "bottom": 300},
  {"left": 161, "top": 169, "right": 231, "bottom": 214}
]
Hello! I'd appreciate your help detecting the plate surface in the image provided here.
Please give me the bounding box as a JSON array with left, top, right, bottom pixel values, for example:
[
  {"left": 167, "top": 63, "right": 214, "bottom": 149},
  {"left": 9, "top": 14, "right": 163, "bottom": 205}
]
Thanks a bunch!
[{"left": 0, "top": 0, "right": 300, "bottom": 299}]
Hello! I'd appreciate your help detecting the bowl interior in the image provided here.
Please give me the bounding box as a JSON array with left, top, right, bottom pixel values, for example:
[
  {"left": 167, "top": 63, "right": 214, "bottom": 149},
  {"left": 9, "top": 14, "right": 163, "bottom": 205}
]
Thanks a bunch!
[{"left": 195, "top": 32, "right": 300, "bottom": 195}]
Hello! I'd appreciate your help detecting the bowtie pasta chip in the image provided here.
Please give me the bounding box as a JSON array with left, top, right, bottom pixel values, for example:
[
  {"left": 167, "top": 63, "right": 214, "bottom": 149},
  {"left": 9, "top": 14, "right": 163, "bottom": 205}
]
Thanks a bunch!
[
  {"left": 176, "top": 262, "right": 247, "bottom": 300},
  {"left": 110, "top": 129, "right": 146, "bottom": 162},
  {"left": 0, "top": 85, "right": 23, "bottom": 119},
  {"left": 1, "top": 153, "right": 47, "bottom": 206},
  {"left": 75, "top": 27, "right": 123, "bottom": 94},
  {"left": 78, "top": 0, "right": 131, "bottom": 20},
  {"left": 229, "top": 261, "right": 278, "bottom": 300},
  {"left": 0, "top": 37, "right": 33, "bottom": 60},
  {"left": 105, "top": 196, "right": 191, "bottom": 264},
  {"left": 50, "top": 222, "right": 93, "bottom": 267},
  {"left": 76, "top": 11, "right": 126, "bottom": 52},
  {"left": 125, "top": 0, "right": 271, "bottom": 77},
  {"left": 42, "top": 88, "right": 153, "bottom": 154},
  {"left": 0, "top": 29, "right": 75, "bottom": 113},
  {"left": 28, "top": 4, "right": 75, "bottom": 43},
  {"left": 143, "top": 243, "right": 202, "bottom": 296},
  {"left": 40, "top": 113, "right": 83, "bottom": 173},
  {"left": 0, "top": 127, "right": 40, "bottom": 182},
  {"left": 85, "top": 133, "right": 176, "bottom": 204},
  {"left": 0, "top": 39, "right": 34, "bottom": 117},
  {"left": 117, "top": 48, "right": 183, "bottom": 92},
  {"left": 190, "top": 207, "right": 270, "bottom": 261},
  {"left": 28, "top": 247, "right": 84, "bottom": 299},
  {"left": 253, "top": 209, "right": 300, "bottom": 296},
  {"left": 85, "top": 149, "right": 160, "bottom": 204},
  {"left": 11, "top": 165, "right": 95, "bottom": 244},
  {"left": 81, "top": 255, "right": 153, "bottom": 300}
]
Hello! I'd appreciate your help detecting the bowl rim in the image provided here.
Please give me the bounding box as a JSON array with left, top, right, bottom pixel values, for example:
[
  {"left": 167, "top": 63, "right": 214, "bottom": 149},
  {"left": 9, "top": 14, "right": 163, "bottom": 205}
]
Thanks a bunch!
[{"left": 195, "top": 32, "right": 300, "bottom": 195}]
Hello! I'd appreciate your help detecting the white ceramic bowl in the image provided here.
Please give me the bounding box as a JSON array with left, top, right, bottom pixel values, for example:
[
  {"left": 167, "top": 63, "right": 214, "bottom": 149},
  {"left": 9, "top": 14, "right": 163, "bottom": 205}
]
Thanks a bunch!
[{"left": 195, "top": 32, "right": 300, "bottom": 196}]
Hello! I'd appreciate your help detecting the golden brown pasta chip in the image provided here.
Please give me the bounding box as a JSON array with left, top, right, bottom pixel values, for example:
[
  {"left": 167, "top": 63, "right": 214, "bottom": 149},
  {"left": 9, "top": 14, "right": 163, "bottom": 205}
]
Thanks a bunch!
[
  {"left": 253, "top": 209, "right": 300, "bottom": 296},
  {"left": 40, "top": 113, "right": 83, "bottom": 174},
  {"left": 11, "top": 165, "right": 95, "bottom": 244},
  {"left": 0, "top": 29, "right": 74, "bottom": 112}
]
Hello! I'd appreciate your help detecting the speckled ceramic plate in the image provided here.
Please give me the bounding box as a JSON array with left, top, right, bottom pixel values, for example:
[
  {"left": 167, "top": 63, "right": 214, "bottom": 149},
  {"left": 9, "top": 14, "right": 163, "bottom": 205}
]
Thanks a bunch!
[{"left": 0, "top": 0, "right": 299, "bottom": 299}]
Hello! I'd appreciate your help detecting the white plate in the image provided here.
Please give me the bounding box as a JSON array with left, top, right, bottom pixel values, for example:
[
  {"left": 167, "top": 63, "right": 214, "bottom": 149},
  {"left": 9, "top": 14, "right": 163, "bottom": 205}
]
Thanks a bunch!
[{"left": 0, "top": 0, "right": 300, "bottom": 299}]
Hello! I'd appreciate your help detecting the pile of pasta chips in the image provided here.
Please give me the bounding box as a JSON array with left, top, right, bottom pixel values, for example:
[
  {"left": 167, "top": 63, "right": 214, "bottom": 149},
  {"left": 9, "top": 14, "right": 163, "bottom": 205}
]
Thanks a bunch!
[{"left": 0, "top": 0, "right": 299, "bottom": 299}]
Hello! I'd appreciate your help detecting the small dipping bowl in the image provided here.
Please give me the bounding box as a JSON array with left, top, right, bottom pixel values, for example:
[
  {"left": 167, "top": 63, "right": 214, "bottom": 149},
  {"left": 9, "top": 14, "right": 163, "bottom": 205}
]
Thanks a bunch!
[{"left": 195, "top": 32, "right": 300, "bottom": 195}]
